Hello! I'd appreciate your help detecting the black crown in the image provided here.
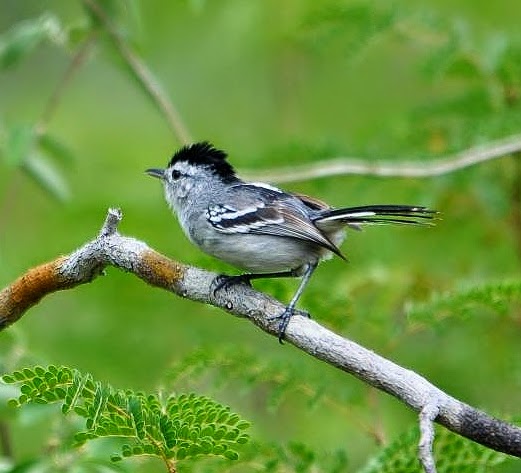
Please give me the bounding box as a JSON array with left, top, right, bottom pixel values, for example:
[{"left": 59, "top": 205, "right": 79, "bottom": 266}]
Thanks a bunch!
[{"left": 168, "top": 142, "right": 236, "bottom": 182}]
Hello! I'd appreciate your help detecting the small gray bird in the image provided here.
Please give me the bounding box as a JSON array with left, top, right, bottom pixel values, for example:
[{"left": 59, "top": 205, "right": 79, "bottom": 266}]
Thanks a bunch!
[{"left": 146, "top": 142, "right": 435, "bottom": 342}]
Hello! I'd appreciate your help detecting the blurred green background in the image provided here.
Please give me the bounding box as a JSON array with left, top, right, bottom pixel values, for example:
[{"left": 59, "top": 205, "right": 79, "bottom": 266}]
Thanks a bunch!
[{"left": 0, "top": 0, "right": 520, "bottom": 471}]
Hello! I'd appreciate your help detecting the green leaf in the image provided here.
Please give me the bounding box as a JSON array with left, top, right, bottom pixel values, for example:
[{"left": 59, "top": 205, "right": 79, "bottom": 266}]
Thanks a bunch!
[
  {"left": 358, "top": 425, "right": 509, "bottom": 473},
  {"left": 212, "top": 445, "right": 226, "bottom": 456},
  {"left": 201, "top": 424, "right": 215, "bottom": 437},
  {"left": 62, "top": 371, "right": 88, "bottom": 414},
  {"left": 121, "top": 444, "right": 132, "bottom": 457},
  {"left": 128, "top": 395, "right": 146, "bottom": 439},
  {"left": 132, "top": 445, "right": 144, "bottom": 455},
  {"left": 299, "top": 3, "right": 397, "bottom": 60},
  {"left": 5, "top": 365, "right": 252, "bottom": 467},
  {"left": 188, "top": 443, "right": 201, "bottom": 457},
  {"left": 2, "top": 375, "right": 15, "bottom": 384},
  {"left": 42, "top": 391, "right": 58, "bottom": 402},
  {"left": 12, "top": 371, "right": 25, "bottom": 381},
  {"left": 20, "top": 384, "right": 33, "bottom": 396},
  {"left": 227, "top": 413, "right": 240, "bottom": 425},
  {"left": 22, "top": 153, "right": 70, "bottom": 201},
  {"left": 217, "top": 409, "right": 230, "bottom": 423},
  {"left": 176, "top": 447, "right": 187, "bottom": 460},
  {"left": 32, "top": 377, "right": 43, "bottom": 389},
  {"left": 224, "top": 428, "right": 239, "bottom": 441},
  {"left": 0, "top": 13, "right": 64, "bottom": 69},
  {"left": 4, "top": 124, "right": 35, "bottom": 167},
  {"left": 213, "top": 426, "right": 227, "bottom": 440},
  {"left": 74, "top": 431, "right": 90, "bottom": 444},
  {"left": 22, "top": 368, "right": 34, "bottom": 379},
  {"left": 90, "top": 382, "right": 108, "bottom": 427},
  {"left": 200, "top": 439, "right": 213, "bottom": 454},
  {"left": 38, "top": 134, "right": 75, "bottom": 165},
  {"left": 236, "top": 420, "right": 251, "bottom": 430},
  {"left": 7, "top": 399, "right": 19, "bottom": 408},
  {"left": 407, "top": 279, "right": 521, "bottom": 326},
  {"left": 223, "top": 449, "right": 239, "bottom": 460}
]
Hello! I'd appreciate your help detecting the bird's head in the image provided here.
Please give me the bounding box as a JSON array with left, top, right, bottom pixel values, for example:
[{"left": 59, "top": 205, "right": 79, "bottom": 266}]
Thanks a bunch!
[{"left": 146, "top": 141, "right": 237, "bottom": 208}]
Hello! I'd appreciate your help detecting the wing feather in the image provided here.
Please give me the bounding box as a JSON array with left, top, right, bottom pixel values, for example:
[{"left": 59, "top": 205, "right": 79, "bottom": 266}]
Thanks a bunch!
[{"left": 205, "top": 184, "right": 345, "bottom": 259}]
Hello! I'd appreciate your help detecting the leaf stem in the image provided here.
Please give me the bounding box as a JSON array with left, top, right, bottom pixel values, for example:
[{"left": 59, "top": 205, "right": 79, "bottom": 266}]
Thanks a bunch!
[
  {"left": 81, "top": 0, "right": 192, "bottom": 145},
  {"left": 36, "top": 32, "right": 98, "bottom": 137}
]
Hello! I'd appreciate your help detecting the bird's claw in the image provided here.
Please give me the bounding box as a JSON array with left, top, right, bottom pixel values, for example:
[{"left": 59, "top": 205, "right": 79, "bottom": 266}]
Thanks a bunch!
[
  {"left": 269, "top": 307, "right": 310, "bottom": 344},
  {"left": 212, "top": 274, "right": 252, "bottom": 297}
]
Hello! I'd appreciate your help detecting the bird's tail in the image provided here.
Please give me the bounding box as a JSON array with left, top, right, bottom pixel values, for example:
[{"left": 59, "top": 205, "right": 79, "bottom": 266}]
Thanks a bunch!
[{"left": 314, "top": 205, "right": 437, "bottom": 228}]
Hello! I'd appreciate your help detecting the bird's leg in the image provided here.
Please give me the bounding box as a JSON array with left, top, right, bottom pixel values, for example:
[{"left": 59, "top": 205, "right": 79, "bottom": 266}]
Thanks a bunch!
[
  {"left": 212, "top": 269, "right": 299, "bottom": 296},
  {"left": 271, "top": 261, "right": 318, "bottom": 343}
]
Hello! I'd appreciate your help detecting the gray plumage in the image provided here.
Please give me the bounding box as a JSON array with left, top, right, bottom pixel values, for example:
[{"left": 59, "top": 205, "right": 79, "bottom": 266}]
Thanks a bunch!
[{"left": 146, "top": 142, "right": 436, "bottom": 341}]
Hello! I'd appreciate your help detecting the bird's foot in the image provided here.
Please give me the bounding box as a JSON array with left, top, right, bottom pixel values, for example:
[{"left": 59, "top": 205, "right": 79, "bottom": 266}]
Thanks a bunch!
[
  {"left": 269, "top": 306, "right": 310, "bottom": 344},
  {"left": 212, "top": 274, "right": 252, "bottom": 296}
]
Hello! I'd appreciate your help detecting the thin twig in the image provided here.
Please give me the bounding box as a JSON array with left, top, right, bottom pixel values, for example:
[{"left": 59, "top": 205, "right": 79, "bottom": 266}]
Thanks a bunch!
[
  {"left": 35, "top": 32, "right": 98, "bottom": 137},
  {"left": 81, "top": 0, "right": 192, "bottom": 145},
  {"left": 243, "top": 134, "right": 521, "bottom": 183},
  {"left": 98, "top": 207, "right": 122, "bottom": 237},
  {"left": 419, "top": 403, "right": 440, "bottom": 473}
]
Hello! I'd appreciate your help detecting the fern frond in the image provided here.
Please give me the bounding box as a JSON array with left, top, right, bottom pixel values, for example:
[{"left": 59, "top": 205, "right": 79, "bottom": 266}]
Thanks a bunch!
[
  {"left": 358, "top": 424, "right": 509, "bottom": 473},
  {"left": 298, "top": 2, "right": 400, "bottom": 60},
  {"left": 178, "top": 441, "right": 349, "bottom": 473},
  {"left": 407, "top": 278, "right": 521, "bottom": 325},
  {"left": 3, "top": 366, "right": 251, "bottom": 470},
  {"left": 166, "top": 345, "right": 359, "bottom": 414}
]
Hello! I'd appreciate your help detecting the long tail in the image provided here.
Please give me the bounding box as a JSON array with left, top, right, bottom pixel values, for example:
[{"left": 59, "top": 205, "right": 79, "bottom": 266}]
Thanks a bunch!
[{"left": 314, "top": 204, "right": 437, "bottom": 227}]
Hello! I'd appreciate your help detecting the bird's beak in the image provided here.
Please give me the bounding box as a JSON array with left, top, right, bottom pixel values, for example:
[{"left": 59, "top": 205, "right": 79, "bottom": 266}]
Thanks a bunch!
[{"left": 145, "top": 168, "right": 165, "bottom": 179}]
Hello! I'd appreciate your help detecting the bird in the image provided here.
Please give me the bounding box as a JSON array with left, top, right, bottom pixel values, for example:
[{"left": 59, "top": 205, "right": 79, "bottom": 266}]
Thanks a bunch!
[{"left": 146, "top": 142, "right": 436, "bottom": 342}]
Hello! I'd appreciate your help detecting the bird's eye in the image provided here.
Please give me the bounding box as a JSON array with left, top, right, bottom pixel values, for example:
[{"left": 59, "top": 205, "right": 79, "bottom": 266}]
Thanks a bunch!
[{"left": 171, "top": 169, "right": 182, "bottom": 180}]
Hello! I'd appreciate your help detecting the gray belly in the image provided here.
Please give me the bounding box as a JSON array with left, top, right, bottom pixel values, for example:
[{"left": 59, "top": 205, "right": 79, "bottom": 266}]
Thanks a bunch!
[{"left": 199, "top": 233, "right": 321, "bottom": 273}]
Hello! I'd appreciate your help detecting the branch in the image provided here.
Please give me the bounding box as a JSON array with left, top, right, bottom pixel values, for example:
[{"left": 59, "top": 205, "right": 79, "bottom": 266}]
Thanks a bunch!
[
  {"left": 82, "top": 0, "right": 192, "bottom": 145},
  {"left": 243, "top": 134, "right": 521, "bottom": 183},
  {"left": 1, "top": 209, "right": 520, "bottom": 471},
  {"left": 36, "top": 32, "right": 98, "bottom": 137}
]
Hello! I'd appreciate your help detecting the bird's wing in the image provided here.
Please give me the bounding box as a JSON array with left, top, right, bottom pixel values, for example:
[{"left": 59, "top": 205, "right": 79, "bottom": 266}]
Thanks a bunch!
[
  {"left": 292, "top": 192, "right": 332, "bottom": 211},
  {"left": 205, "top": 183, "right": 344, "bottom": 258}
]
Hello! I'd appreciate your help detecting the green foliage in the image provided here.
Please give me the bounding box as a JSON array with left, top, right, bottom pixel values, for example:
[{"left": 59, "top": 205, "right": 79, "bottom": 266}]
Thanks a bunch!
[
  {"left": 256, "top": 442, "right": 348, "bottom": 473},
  {"left": 0, "top": 13, "right": 64, "bottom": 69},
  {"left": 0, "top": 125, "right": 72, "bottom": 201},
  {"left": 0, "top": 8, "right": 74, "bottom": 199},
  {"left": 299, "top": 2, "right": 399, "bottom": 60},
  {"left": 3, "top": 366, "right": 251, "bottom": 470},
  {"left": 2, "top": 1, "right": 521, "bottom": 472},
  {"left": 166, "top": 345, "right": 358, "bottom": 413},
  {"left": 297, "top": 1, "right": 521, "bottom": 157},
  {"left": 183, "top": 441, "right": 349, "bottom": 473},
  {"left": 401, "top": 18, "right": 521, "bottom": 152},
  {"left": 359, "top": 425, "right": 508, "bottom": 473},
  {"left": 407, "top": 278, "right": 521, "bottom": 325}
]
